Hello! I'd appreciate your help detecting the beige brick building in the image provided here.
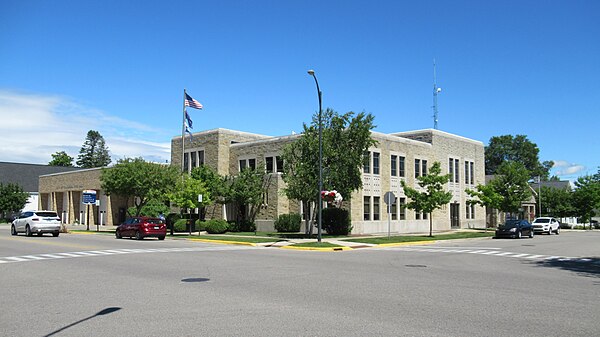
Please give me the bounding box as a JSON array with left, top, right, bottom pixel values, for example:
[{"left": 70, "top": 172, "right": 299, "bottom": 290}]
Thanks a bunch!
[
  {"left": 172, "top": 128, "right": 486, "bottom": 234},
  {"left": 37, "top": 127, "right": 485, "bottom": 233}
]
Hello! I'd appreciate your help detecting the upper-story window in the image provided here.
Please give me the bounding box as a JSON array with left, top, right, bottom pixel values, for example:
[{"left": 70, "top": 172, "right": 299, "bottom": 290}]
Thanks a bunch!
[
  {"left": 415, "top": 158, "right": 427, "bottom": 178},
  {"left": 363, "top": 151, "right": 380, "bottom": 175},
  {"left": 449, "top": 157, "right": 460, "bottom": 183},
  {"left": 391, "top": 154, "right": 406, "bottom": 177},
  {"left": 265, "top": 155, "right": 284, "bottom": 174},
  {"left": 465, "top": 160, "right": 475, "bottom": 185},
  {"left": 183, "top": 149, "right": 205, "bottom": 173}
]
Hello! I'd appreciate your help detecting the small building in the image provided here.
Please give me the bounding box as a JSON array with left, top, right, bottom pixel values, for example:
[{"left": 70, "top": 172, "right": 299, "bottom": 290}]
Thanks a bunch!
[{"left": 0, "top": 162, "right": 80, "bottom": 214}]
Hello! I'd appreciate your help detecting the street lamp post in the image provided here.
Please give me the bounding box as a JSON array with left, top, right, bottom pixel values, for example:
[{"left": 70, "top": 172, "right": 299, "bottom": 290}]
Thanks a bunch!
[{"left": 307, "top": 69, "right": 323, "bottom": 243}]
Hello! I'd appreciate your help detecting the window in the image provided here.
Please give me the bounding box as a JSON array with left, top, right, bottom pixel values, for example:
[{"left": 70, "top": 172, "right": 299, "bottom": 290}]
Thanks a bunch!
[
  {"left": 422, "top": 160, "right": 428, "bottom": 176},
  {"left": 415, "top": 159, "right": 421, "bottom": 178},
  {"left": 465, "top": 161, "right": 469, "bottom": 186},
  {"left": 391, "top": 155, "right": 397, "bottom": 176},
  {"left": 466, "top": 204, "right": 476, "bottom": 219},
  {"left": 454, "top": 159, "right": 459, "bottom": 183},
  {"left": 399, "top": 197, "right": 406, "bottom": 220},
  {"left": 449, "top": 157, "right": 460, "bottom": 183},
  {"left": 399, "top": 156, "right": 405, "bottom": 177},
  {"left": 184, "top": 150, "right": 205, "bottom": 173},
  {"left": 373, "top": 196, "right": 380, "bottom": 220},
  {"left": 239, "top": 158, "right": 257, "bottom": 171},
  {"left": 266, "top": 156, "right": 284, "bottom": 173},
  {"left": 184, "top": 153, "right": 190, "bottom": 173},
  {"left": 373, "top": 152, "right": 380, "bottom": 175},
  {"left": 391, "top": 197, "right": 398, "bottom": 220},
  {"left": 276, "top": 156, "right": 284, "bottom": 173},
  {"left": 363, "top": 152, "right": 370, "bottom": 174},
  {"left": 191, "top": 151, "right": 197, "bottom": 168},
  {"left": 415, "top": 210, "right": 421, "bottom": 220},
  {"left": 363, "top": 196, "right": 371, "bottom": 221},
  {"left": 470, "top": 162, "right": 474, "bottom": 185},
  {"left": 198, "top": 150, "right": 204, "bottom": 166}
]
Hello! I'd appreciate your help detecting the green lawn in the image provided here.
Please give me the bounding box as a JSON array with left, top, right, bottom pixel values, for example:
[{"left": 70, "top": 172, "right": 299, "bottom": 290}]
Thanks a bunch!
[{"left": 343, "top": 231, "right": 494, "bottom": 245}]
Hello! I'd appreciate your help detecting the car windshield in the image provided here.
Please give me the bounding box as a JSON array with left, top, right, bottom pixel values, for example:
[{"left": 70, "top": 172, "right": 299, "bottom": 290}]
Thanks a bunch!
[
  {"left": 534, "top": 218, "right": 550, "bottom": 223},
  {"left": 35, "top": 212, "right": 58, "bottom": 217},
  {"left": 501, "top": 220, "right": 520, "bottom": 228}
]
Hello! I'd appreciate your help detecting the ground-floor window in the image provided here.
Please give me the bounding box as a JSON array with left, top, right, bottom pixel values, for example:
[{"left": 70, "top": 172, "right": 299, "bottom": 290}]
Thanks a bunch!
[{"left": 364, "top": 196, "right": 371, "bottom": 221}]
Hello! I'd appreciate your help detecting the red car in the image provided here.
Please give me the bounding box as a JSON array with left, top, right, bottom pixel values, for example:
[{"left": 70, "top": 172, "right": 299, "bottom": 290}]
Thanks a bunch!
[{"left": 115, "top": 217, "right": 166, "bottom": 240}]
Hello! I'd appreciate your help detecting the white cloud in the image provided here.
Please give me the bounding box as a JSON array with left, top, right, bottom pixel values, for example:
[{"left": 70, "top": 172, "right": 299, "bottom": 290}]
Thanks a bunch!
[
  {"left": 552, "top": 159, "right": 586, "bottom": 176},
  {"left": 0, "top": 90, "right": 171, "bottom": 165}
]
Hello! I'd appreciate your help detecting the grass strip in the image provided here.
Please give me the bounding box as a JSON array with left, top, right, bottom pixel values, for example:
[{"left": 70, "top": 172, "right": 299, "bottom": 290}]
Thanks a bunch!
[{"left": 343, "top": 231, "right": 494, "bottom": 245}]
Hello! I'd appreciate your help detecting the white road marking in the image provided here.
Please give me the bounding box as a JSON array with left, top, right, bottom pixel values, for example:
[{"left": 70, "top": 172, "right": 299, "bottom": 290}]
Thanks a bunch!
[
  {"left": 0, "top": 245, "right": 257, "bottom": 265},
  {"left": 375, "top": 246, "right": 582, "bottom": 263}
]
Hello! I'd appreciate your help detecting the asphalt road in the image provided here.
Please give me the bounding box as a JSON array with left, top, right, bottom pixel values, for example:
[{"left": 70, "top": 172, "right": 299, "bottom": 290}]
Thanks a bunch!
[{"left": 0, "top": 226, "right": 598, "bottom": 337}]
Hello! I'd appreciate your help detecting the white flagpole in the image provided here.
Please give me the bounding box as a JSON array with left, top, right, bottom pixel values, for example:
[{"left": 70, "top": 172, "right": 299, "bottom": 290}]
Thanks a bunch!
[{"left": 182, "top": 89, "right": 187, "bottom": 173}]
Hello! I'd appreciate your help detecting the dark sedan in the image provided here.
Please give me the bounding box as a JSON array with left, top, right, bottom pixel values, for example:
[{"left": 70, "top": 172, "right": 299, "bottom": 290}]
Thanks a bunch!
[
  {"left": 116, "top": 217, "right": 166, "bottom": 240},
  {"left": 495, "top": 219, "right": 534, "bottom": 239}
]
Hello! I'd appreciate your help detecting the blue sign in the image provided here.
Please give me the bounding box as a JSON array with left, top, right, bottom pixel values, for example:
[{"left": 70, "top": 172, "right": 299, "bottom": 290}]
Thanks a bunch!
[{"left": 82, "top": 190, "right": 97, "bottom": 204}]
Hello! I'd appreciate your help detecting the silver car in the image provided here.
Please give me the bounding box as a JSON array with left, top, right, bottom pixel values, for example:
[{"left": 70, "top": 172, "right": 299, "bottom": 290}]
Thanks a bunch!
[{"left": 11, "top": 210, "right": 61, "bottom": 237}]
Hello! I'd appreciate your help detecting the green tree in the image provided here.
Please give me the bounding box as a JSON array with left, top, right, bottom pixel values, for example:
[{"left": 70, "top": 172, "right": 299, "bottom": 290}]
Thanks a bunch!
[
  {"left": 466, "top": 184, "right": 504, "bottom": 211},
  {"left": 281, "top": 108, "right": 376, "bottom": 234},
  {"left": 571, "top": 174, "right": 600, "bottom": 228},
  {"left": 100, "top": 158, "right": 179, "bottom": 216},
  {"left": 536, "top": 186, "right": 574, "bottom": 218},
  {"left": 224, "top": 168, "right": 271, "bottom": 225},
  {"left": 485, "top": 134, "right": 553, "bottom": 179},
  {"left": 48, "top": 151, "right": 74, "bottom": 167},
  {"left": 168, "top": 174, "right": 210, "bottom": 213},
  {"left": 127, "top": 198, "right": 170, "bottom": 218},
  {"left": 76, "top": 130, "right": 111, "bottom": 168},
  {"left": 401, "top": 162, "right": 452, "bottom": 237},
  {"left": 487, "top": 162, "right": 532, "bottom": 216},
  {"left": 0, "top": 183, "right": 29, "bottom": 220},
  {"left": 190, "top": 165, "right": 225, "bottom": 220}
]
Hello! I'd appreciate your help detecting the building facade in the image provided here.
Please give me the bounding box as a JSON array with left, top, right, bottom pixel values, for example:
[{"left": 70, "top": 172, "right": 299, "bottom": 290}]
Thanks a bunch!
[{"left": 172, "top": 128, "right": 486, "bottom": 234}]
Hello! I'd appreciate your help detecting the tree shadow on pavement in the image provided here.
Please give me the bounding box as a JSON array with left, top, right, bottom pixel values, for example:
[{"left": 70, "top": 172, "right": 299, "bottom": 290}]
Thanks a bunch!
[{"left": 534, "top": 257, "right": 600, "bottom": 279}]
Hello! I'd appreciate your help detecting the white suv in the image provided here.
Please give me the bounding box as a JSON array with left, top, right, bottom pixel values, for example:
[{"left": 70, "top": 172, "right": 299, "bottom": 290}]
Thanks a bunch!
[
  {"left": 11, "top": 210, "right": 61, "bottom": 237},
  {"left": 532, "top": 217, "right": 560, "bottom": 235}
]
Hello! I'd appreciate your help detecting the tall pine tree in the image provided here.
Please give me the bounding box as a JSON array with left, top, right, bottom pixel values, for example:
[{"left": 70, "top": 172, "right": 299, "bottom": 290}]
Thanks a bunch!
[{"left": 76, "top": 130, "right": 111, "bottom": 168}]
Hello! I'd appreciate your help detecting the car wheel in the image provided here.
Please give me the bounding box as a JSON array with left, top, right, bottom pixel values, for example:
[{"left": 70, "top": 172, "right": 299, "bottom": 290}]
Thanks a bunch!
[
  {"left": 556, "top": 227, "right": 560, "bottom": 235},
  {"left": 52, "top": 232, "right": 59, "bottom": 237},
  {"left": 26, "top": 225, "right": 32, "bottom": 237},
  {"left": 115, "top": 231, "right": 122, "bottom": 239},
  {"left": 517, "top": 231, "right": 522, "bottom": 239},
  {"left": 11, "top": 225, "right": 17, "bottom": 236},
  {"left": 135, "top": 231, "right": 143, "bottom": 240},
  {"left": 158, "top": 236, "right": 165, "bottom": 240}
]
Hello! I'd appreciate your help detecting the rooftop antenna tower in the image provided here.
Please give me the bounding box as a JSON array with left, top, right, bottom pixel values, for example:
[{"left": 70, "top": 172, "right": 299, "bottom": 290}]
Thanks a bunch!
[{"left": 432, "top": 59, "right": 442, "bottom": 129}]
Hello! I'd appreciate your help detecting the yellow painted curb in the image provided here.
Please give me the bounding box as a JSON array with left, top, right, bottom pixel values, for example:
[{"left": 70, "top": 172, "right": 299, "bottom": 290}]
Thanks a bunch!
[
  {"left": 190, "top": 238, "right": 257, "bottom": 246},
  {"left": 377, "top": 240, "right": 436, "bottom": 247},
  {"left": 280, "top": 245, "right": 353, "bottom": 251}
]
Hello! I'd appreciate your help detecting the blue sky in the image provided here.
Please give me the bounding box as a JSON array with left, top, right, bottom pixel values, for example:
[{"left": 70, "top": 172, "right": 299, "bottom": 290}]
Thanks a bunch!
[{"left": 1, "top": 1, "right": 598, "bottom": 181}]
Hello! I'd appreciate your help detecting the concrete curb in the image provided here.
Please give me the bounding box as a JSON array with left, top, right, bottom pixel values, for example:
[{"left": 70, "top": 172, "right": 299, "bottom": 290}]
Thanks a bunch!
[
  {"left": 280, "top": 245, "right": 353, "bottom": 252},
  {"left": 189, "top": 238, "right": 257, "bottom": 247}
]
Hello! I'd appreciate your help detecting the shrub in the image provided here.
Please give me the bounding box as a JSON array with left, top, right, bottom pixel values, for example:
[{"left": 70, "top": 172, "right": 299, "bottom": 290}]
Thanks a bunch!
[
  {"left": 274, "top": 213, "right": 302, "bottom": 233},
  {"left": 205, "top": 219, "right": 229, "bottom": 234},
  {"left": 228, "top": 220, "right": 256, "bottom": 232},
  {"left": 321, "top": 208, "right": 352, "bottom": 235},
  {"left": 173, "top": 219, "right": 188, "bottom": 232},
  {"left": 167, "top": 213, "right": 181, "bottom": 226},
  {"left": 195, "top": 219, "right": 207, "bottom": 232}
]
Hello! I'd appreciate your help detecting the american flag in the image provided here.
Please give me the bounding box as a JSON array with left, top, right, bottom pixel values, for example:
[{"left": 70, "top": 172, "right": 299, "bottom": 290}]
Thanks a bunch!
[{"left": 185, "top": 93, "right": 203, "bottom": 109}]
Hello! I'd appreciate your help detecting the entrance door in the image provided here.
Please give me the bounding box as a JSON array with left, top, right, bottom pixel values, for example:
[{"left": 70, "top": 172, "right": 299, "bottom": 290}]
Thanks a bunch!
[{"left": 450, "top": 203, "right": 460, "bottom": 228}]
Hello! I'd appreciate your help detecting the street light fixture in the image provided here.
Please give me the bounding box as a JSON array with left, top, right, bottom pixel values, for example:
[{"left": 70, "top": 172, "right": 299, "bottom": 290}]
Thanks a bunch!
[{"left": 307, "top": 69, "right": 323, "bottom": 243}]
